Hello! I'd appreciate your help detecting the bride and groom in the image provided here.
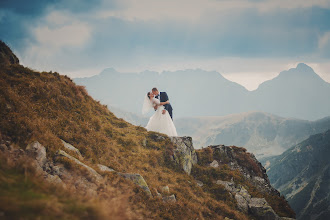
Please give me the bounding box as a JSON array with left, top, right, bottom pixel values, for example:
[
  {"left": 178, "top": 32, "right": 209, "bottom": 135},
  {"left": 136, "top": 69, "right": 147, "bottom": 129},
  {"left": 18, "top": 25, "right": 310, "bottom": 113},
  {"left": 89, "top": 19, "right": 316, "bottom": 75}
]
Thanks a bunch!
[{"left": 142, "top": 88, "right": 177, "bottom": 137}]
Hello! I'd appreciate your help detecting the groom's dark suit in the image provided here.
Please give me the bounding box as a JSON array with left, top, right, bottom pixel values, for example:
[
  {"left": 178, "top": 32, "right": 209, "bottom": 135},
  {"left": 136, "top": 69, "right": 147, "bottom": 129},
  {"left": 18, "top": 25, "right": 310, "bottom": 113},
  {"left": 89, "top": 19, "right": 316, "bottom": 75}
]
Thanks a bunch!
[{"left": 156, "top": 92, "right": 173, "bottom": 120}]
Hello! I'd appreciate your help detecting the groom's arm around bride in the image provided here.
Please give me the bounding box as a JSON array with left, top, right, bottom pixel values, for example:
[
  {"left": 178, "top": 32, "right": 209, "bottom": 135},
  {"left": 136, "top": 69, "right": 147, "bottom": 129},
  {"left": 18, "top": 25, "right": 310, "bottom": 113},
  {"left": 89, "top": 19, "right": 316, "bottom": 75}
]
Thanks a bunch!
[
  {"left": 160, "top": 92, "right": 173, "bottom": 120},
  {"left": 152, "top": 87, "right": 173, "bottom": 120}
]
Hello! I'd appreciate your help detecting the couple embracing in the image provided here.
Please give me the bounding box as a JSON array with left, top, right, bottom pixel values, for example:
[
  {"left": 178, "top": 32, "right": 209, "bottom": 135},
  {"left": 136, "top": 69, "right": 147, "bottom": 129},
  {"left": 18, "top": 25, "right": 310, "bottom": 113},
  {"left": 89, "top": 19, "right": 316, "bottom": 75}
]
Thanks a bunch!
[{"left": 142, "top": 87, "right": 177, "bottom": 137}]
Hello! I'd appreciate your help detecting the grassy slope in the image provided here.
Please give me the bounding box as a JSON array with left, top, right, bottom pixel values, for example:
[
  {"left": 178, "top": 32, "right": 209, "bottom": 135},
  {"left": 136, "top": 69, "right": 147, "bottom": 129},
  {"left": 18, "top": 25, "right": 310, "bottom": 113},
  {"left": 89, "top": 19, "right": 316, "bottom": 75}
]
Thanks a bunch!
[{"left": 0, "top": 62, "right": 293, "bottom": 219}]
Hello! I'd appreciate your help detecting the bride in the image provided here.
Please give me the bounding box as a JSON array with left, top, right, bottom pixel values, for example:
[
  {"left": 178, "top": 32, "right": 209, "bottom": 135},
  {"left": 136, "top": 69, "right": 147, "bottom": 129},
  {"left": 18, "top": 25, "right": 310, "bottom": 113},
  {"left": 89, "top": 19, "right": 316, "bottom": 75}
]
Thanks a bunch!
[{"left": 142, "top": 92, "right": 178, "bottom": 137}]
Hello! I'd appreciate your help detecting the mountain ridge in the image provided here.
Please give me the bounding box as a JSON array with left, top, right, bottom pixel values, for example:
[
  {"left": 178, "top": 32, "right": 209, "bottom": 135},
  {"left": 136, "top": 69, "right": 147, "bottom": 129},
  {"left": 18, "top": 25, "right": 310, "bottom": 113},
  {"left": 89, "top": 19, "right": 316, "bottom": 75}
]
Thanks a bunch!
[
  {"left": 74, "top": 64, "right": 330, "bottom": 120},
  {"left": 265, "top": 130, "right": 330, "bottom": 220},
  {"left": 176, "top": 111, "right": 330, "bottom": 159}
]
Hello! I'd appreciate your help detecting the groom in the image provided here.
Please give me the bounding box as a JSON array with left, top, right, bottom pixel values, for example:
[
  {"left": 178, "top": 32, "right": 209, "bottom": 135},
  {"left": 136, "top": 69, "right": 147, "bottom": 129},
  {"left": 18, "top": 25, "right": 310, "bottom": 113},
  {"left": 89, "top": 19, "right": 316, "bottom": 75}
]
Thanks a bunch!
[{"left": 152, "top": 87, "right": 173, "bottom": 120}]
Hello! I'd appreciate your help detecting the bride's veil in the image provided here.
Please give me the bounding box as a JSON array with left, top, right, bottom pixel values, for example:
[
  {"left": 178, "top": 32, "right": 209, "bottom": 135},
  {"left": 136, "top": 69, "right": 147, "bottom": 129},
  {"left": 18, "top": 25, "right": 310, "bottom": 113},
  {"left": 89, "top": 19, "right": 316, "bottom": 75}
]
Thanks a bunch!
[{"left": 142, "top": 94, "right": 153, "bottom": 114}]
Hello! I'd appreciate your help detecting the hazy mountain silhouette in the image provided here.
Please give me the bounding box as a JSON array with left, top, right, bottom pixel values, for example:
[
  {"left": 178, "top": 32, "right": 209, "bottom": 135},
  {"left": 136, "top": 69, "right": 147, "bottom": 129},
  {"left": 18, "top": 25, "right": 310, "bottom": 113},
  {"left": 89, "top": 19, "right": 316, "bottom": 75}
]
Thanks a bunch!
[
  {"left": 74, "top": 63, "right": 330, "bottom": 120},
  {"left": 250, "top": 63, "right": 330, "bottom": 120},
  {"left": 74, "top": 68, "right": 249, "bottom": 118}
]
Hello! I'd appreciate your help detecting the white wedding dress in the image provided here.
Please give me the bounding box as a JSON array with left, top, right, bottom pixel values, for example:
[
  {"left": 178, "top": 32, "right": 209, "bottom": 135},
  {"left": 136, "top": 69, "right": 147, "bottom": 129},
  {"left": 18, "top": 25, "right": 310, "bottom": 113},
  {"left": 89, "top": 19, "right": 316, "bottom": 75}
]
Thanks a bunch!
[{"left": 145, "top": 98, "right": 178, "bottom": 137}]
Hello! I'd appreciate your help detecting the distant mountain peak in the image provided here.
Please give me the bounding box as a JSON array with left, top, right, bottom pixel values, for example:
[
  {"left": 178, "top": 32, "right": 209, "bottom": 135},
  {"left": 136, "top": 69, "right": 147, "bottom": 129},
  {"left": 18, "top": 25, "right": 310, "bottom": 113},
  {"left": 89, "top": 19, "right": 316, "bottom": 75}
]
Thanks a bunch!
[{"left": 296, "top": 62, "right": 311, "bottom": 70}]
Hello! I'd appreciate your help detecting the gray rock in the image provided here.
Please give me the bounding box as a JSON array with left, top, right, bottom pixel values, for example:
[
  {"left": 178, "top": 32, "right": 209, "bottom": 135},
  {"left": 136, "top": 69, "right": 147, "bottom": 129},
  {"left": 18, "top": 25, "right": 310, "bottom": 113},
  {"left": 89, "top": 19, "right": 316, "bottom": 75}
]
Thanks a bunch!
[
  {"left": 170, "top": 136, "right": 197, "bottom": 175},
  {"left": 216, "top": 180, "right": 235, "bottom": 192},
  {"left": 235, "top": 193, "right": 249, "bottom": 213},
  {"left": 55, "top": 150, "right": 102, "bottom": 182},
  {"left": 97, "top": 164, "right": 115, "bottom": 172},
  {"left": 161, "top": 185, "right": 170, "bottom": 194},
  {"left": 119, "top": 173, "right": 152, "bottom": 197},
  {"left": 163, "top": 194, "right": 176, "bottom": 203},
  {"left": 142, "top": 138, "right": 147, "bottom": 147},
  {"left": 210, "top": 160, "right": 219, "bottom": 168},
  {"left": 26, "top": 141, "right": 47, "bottom": 170},
  {"left": 248, "top": 198, "right": 280, "bottom": 220},
  {"left": 196, "top": 180, "right": 204, "bottom": 187},
  {"left": 60, "top": 140, "right": 82, "bottom": 157}
]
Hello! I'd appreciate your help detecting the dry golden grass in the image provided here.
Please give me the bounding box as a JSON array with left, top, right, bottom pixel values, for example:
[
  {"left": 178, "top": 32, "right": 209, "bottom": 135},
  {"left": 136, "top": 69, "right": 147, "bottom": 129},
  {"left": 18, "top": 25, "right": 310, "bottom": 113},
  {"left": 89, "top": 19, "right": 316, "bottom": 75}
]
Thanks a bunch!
[{"left": 0, "top": 151, "right": 137, "bottom": 220}]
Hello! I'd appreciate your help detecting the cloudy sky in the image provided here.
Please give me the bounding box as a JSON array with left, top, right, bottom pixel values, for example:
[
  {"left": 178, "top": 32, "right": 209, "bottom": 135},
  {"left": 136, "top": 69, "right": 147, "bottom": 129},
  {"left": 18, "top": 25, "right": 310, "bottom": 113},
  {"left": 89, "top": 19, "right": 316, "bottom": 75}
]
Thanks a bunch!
[{"left": 1, "top": 0, "right": 330, "bottom": 90}]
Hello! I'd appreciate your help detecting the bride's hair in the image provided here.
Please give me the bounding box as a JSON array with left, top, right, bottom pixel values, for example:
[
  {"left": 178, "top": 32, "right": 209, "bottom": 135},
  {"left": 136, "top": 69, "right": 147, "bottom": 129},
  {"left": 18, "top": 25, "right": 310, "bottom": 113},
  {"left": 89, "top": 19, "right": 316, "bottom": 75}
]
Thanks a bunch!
[{"left": 147, "top": 92, "right": 151, "bottom": 99}]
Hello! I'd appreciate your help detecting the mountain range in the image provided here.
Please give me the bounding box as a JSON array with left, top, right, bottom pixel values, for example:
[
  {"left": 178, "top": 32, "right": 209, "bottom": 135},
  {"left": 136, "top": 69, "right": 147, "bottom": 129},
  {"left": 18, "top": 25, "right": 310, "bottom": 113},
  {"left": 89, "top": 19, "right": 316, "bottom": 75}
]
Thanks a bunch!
[
  {"left": 74, "top": 64, "right": 330, "bottom": 121},
  {"left": 264, "top": 130, "right": 330, "bottom": 220},
  {"left": 175, "top": 112, "right": 330, "bottom": 159}
]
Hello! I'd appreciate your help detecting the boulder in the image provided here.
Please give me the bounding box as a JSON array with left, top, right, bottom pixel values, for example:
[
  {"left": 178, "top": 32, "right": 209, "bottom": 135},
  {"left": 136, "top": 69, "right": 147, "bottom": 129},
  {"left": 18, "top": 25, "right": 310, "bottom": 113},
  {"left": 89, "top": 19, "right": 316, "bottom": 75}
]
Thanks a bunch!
[
  {"left": 60, "top": 140, "right": 82, "bottom": 158},
  {"left": 55, "top": 150, "right": 102, "bottom": 182},
  {"left": 248, "top": 198, "right": 280, "bottom": 220},
  {"left": 26, "top": 141, "right": 47, "bottom": 171},
  {"left": 170, "top": 136, "right": 197, "bottom": 175},
  {"left": 210, "top": 160, "right": 219, "bottom": 168},
  {"left": 119, "top": 173, "right": 152, "bottom": 197},
  {"left": 161, "top": 185, "right": 170, "bottom": 194},
  {"left": 97, "top": 164, "right": 115, "bottom": 172},
  {"left": 216, "top": 180, "right": 235, "bottom": 192},
  {"left": 196, "top": 180, "right": 204, "bottom": 187},
  {"left": 163, "top": 194, "right": 176, "bottom": 203},
  {"left": 235, "top": 193, "right": 249, "bottom": 213}
]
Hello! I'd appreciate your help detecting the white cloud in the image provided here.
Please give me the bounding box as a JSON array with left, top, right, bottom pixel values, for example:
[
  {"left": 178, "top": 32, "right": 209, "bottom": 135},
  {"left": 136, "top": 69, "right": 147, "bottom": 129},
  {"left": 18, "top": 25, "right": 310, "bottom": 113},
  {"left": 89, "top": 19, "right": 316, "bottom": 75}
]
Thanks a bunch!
[
  {"left": 34, "top": 23, "right": 91, "bottom": 48},
  {"left": 318, "top": 31, "right": 330, "bottom": 49},
  {"left": 97, "top": 0, "right": 330, "bottom": 22},
  {"left": 20, "top": 11, "right": 92, "bottom": 72}
]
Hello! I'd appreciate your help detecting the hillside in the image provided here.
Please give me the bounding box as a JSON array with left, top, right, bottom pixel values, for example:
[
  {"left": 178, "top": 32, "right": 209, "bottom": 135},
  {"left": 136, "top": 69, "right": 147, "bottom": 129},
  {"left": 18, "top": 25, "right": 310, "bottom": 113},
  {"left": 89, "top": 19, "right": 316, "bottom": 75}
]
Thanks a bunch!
[
  {"left": 74, "top": 64, "right": 330, "bottom": 121},
  {"left": 0, "top": 41, "right": 295, "bottom": 219},
  {"left": 176, "top": 112, "right": 330, "bottom": 159},
  {"left": 265, "top": 130, "right": 330, "bottom": 220}
]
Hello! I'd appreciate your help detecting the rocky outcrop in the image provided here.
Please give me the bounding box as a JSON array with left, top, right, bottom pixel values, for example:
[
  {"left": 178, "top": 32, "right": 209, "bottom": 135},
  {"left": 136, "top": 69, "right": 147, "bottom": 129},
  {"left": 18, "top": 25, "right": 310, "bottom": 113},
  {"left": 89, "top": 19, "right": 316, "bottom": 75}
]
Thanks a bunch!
[
  {"left": 54, "top": 150, "right": 103, "bottom": 182},
  {"left": 216, "top": 180, "right": 251, "bottom": 213},
  {"left": 216, "top": 180, "right": 293, "bottom": 220},
  {"left": 209, "top": 144, "right": 279, "bottom": 196},
  {"left": 0, "top": 40, "right": 19, "bottom": 65},
  {"left": 248, "top": 198, "right": 282, "bottom": 220},
  {"left": 1, "top": 140, "right": 156, "bottom": 198},
  {"left": 25, "top": 141, "right": 47, "bottom": 172},
  {"left": 170, "top": 136, "right": 197, "bottom": 175},
  {"left": 60, "top": 140, "right": 82, "bottom": 158}
]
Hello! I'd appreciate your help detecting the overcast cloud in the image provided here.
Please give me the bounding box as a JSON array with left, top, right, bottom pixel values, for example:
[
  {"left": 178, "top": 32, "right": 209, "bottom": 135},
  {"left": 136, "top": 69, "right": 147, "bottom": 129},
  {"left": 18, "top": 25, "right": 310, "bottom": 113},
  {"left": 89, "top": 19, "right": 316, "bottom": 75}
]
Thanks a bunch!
[{"left": 1, "top": 0, "right": 330, "bottom": 90}]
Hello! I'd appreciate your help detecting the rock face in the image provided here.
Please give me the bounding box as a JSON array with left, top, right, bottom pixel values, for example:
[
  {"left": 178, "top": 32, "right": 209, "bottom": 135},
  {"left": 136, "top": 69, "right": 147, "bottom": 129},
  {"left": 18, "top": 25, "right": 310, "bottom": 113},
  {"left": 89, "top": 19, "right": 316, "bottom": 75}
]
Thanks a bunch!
[
  {"left": 216, "top": 180, "right": 251, "bottom": 213},
  {"left": 248, "top": 198, "right": 282, "bottom": 220},
  {"left": 216, "top": 180, "right": 289, "bottom": 220},
  {"left": 0, "top": 40, "right": 19, "bottom": 65},
  {"left": 210, "top": 145, "right": 279, "bottom": 196},
  {"left": 170, "top": 136, "right": 197, "bottom": 175}
]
